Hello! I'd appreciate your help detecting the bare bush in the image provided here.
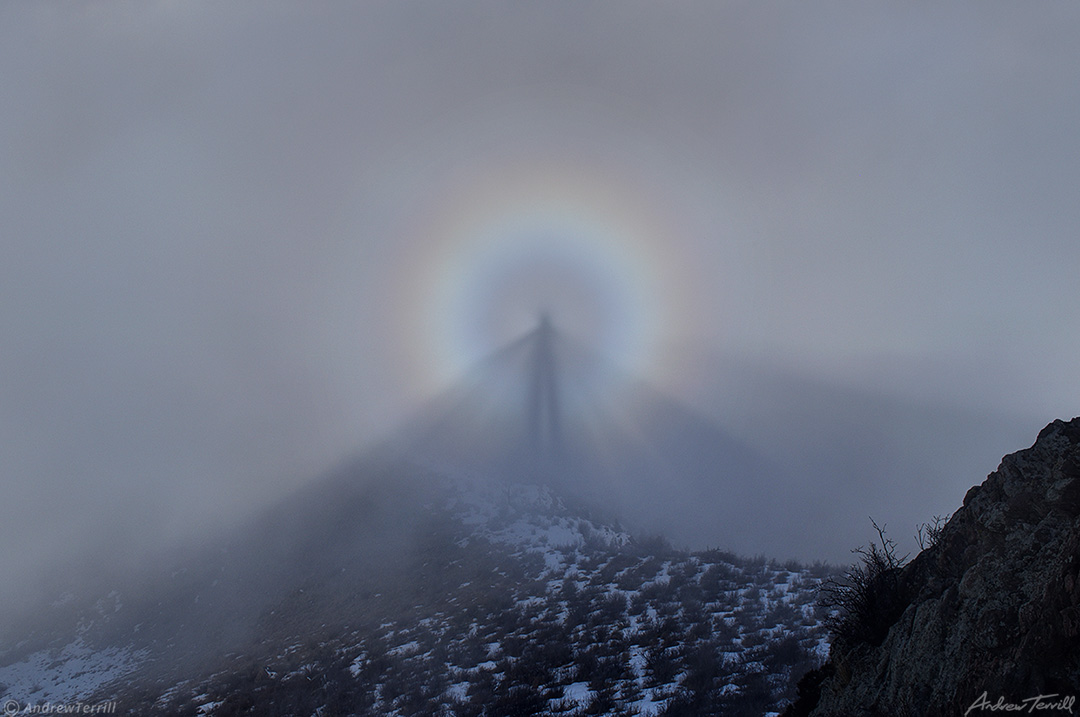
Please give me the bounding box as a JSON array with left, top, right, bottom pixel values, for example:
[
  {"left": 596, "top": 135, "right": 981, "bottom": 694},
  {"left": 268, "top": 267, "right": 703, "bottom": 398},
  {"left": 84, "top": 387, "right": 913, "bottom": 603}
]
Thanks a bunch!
[
  {"left": 915, "top": 513, "right": 950, "bottom": 551},
  {"left": 820, "top": 519, "right": 908, "bottom": 647}
]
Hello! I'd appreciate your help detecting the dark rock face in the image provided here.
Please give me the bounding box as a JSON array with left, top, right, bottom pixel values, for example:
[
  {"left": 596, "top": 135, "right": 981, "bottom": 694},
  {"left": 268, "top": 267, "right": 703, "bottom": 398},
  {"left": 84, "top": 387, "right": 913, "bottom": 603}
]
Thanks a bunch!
[{"left": 806, "top": 418, "right": 1080, "bottom": 716}]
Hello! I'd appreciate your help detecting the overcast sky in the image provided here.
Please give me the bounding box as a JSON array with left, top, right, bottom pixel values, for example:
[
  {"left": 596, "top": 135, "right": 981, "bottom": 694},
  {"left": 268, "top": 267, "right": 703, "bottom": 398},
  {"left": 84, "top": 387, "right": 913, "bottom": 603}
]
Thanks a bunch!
[{"left": 3, "top": 3, "right": 1080, "bottom": 593}]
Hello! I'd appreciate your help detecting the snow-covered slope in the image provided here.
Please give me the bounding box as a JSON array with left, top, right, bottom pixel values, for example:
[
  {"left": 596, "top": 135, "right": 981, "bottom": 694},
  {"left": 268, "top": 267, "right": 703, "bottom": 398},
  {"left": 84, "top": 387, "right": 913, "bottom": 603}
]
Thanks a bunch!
[
  {"left": 0, "top": 464, "right": 835, "bottom": 716},
  {"left": 144, "top": 480, "right": 832, "bottom": 715},
  {"left": 0, "top": 638, "right": 145, "bottom": 704}
]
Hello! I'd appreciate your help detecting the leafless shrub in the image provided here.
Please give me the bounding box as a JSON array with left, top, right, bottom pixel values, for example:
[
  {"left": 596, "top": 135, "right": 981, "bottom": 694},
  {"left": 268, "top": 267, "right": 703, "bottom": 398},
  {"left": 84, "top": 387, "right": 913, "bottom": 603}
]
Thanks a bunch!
[
  {"left": 820, "top": 519, "right": 908, "bottom": 647},
  {"left": 915, "top": 513, "right": 950, "bottom": 551}
]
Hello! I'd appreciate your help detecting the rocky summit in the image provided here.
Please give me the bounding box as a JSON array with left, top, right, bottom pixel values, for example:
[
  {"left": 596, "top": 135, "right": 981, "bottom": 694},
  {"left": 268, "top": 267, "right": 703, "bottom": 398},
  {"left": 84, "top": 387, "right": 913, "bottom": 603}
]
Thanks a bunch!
[{"left": 792, "top": 417, "right": 1080, "bottom": 716}]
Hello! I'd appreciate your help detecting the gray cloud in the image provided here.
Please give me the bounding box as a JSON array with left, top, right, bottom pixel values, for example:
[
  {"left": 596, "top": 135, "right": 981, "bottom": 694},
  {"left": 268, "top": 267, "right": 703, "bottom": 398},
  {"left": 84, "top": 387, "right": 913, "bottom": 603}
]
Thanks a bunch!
[{"left": 3, "top": 2, "right": 1080, "bottom": 604}]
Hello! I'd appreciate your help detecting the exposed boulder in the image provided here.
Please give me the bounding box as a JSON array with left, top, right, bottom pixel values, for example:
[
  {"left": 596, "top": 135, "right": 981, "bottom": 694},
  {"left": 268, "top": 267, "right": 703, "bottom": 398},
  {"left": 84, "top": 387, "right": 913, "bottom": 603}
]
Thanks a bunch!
[{"left": 797, "top": 418, "right": 1080, "bottom": 716}]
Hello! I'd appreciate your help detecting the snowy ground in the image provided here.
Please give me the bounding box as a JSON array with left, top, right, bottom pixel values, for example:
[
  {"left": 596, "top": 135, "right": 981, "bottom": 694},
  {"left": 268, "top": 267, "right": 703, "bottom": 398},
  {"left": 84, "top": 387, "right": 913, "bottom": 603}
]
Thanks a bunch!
[{"left": 0, "top": 638, "right": 145, "bottom": 703}]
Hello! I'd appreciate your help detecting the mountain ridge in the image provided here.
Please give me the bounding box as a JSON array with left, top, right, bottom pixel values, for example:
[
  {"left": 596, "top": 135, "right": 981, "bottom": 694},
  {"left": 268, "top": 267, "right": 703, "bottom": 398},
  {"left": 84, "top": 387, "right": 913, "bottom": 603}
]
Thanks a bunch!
[{"left": 789, "top": 417, "right": 1080, "bottom": 716}]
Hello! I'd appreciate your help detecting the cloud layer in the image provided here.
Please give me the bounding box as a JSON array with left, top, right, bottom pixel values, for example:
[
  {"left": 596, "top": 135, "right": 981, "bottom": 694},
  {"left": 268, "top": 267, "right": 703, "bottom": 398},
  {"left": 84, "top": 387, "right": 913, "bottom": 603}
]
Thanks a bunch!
[{"left": 3, "top": 3, "right": 1079, "bottom": 600}]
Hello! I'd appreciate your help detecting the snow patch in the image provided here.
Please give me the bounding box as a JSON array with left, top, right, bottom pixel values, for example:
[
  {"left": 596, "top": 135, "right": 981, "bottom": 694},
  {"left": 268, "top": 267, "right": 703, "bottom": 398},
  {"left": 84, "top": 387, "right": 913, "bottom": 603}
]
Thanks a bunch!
[
  {"left": 561, "top": 681, "right": 593, "bottom": 705},
  {"left": 0, "top": 638, "right": 146, "bottom": 703}
]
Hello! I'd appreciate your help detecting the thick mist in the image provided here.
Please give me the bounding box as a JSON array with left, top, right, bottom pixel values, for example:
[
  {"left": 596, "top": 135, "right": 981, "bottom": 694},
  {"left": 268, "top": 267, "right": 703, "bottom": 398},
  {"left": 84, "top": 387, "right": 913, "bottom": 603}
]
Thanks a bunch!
[{"left": 3, "top": 3, "right": 1080, "bottom": 612}]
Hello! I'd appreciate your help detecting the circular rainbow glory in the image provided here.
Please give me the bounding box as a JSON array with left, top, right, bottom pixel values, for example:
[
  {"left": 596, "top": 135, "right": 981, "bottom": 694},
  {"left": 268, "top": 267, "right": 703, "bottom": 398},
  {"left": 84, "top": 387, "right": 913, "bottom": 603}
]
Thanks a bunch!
[{"left": 402, "top": 164, "right": 688, "bottom": 394}]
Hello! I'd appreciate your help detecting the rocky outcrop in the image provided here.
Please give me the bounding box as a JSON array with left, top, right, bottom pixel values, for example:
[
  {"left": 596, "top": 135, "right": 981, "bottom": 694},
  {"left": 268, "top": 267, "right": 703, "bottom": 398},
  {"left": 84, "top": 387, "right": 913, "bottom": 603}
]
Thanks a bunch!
[{"left": 799, "top": 418, "right": 1080, "bottom": 716}]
